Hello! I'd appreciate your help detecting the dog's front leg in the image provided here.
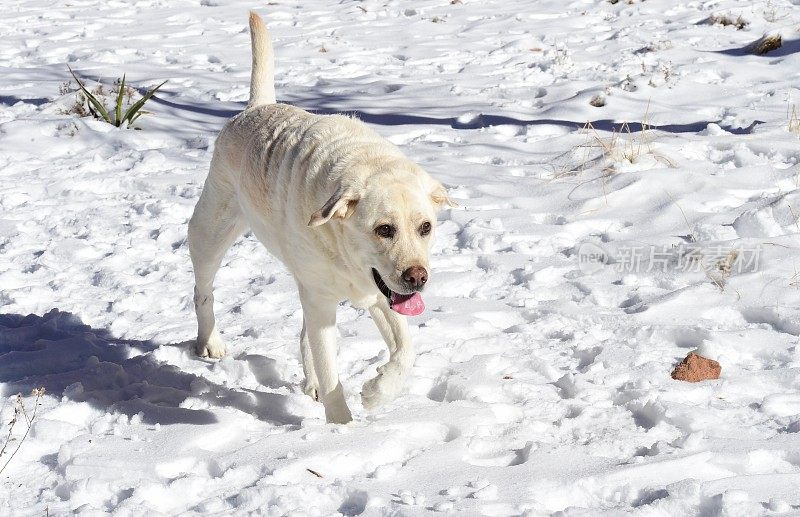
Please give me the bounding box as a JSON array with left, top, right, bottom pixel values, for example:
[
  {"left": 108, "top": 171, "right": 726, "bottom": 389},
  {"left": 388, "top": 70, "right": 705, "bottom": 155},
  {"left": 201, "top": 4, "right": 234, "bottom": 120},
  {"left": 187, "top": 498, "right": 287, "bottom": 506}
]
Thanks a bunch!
[
  {"left": 299, "top": 288, "right": 352, "bottom": 424},
  {"left": 299, "top": 320, "right": 319, "bottom": 401},
  {"left": 362, "top": 300, "right": 414, "bottom": 410}
]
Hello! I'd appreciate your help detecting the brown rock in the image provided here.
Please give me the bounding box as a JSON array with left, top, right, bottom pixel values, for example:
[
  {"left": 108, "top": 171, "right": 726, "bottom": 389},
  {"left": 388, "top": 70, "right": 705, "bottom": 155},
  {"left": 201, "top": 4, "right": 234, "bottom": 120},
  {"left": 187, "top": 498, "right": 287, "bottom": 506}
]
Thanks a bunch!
[{"left": 671, "top": 352, "right": 721, "bottom": 382}]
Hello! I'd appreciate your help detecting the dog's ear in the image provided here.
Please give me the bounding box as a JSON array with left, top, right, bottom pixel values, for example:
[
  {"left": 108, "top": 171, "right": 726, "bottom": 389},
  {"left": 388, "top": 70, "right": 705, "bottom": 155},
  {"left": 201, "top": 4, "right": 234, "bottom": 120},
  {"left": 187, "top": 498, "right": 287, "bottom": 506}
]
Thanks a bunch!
[
  {"left": 308, "top": 185, "right": 361, "bottom": 227},
  {"left": 430, "top": 181, "right": 457, "bottom": 209}
]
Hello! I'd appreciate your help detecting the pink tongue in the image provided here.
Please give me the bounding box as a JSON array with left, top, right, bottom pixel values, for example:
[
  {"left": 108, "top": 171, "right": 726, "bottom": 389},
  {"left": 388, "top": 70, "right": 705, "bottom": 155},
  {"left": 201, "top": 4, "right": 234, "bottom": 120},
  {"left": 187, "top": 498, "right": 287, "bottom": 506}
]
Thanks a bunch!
[{"left": 390, "top": 292, "right": 425, "bottom": 316}]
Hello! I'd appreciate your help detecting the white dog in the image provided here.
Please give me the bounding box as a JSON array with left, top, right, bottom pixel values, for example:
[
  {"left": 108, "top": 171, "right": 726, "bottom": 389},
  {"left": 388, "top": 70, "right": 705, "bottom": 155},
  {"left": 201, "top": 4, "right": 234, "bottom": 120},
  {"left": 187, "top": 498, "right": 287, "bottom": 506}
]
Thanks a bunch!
[{"left": 188, "top": 12, "right": 453, "bottom": 423}]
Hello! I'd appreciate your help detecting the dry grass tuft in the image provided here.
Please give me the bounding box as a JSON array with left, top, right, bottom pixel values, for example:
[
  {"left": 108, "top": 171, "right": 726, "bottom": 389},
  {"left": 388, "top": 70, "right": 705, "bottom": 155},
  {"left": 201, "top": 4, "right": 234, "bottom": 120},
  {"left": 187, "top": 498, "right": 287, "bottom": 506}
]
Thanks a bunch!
[
  {"left": 551, "top": 115, "right": 673, "bottom": 206},
  {"left": 788, "top": 105, "right": 800, "bottom": 135},
  {"left": 707, "top": 250, "right": 740, "bottom": 291},
  {"left": 0, "top": 388, "right": 45, "bottom": 475},
  {"left": 705, "top": 13, "right": 748, "bottom": 29},
  {"left": 59, "top": 81, "right": 90, "bottom": 118},
  {"left": 749, "top": 34, "right": 782, "bottom": 55},
  {"left": 568, "top": 111, "right": 675, "bottom": 176},
  {"left": 589, "top": 94, "right": 606, "bottom": 107}
]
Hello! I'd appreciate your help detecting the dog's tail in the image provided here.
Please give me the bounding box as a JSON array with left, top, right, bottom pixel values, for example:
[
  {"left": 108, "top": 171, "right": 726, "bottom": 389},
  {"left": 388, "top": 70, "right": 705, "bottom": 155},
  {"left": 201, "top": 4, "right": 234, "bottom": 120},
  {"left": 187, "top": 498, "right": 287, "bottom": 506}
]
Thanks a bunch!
[{"left": 248, "top": 11, "right": 276, "bottom": 107}]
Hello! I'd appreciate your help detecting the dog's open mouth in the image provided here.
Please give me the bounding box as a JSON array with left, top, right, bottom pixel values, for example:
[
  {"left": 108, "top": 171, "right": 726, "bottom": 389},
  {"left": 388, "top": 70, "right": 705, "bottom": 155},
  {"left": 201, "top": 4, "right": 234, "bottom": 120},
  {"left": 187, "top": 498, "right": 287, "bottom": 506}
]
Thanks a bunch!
[{"left": 372, "top": 268, "right": 425, "bottom": 316}]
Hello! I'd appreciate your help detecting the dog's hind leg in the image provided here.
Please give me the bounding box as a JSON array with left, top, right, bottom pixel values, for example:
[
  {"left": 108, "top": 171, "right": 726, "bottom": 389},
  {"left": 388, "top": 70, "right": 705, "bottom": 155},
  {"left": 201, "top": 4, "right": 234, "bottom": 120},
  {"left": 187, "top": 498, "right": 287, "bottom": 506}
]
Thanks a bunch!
[
  {"left": 298, "top": 287, "right": 352, "bottom": 423},
  {"left": 361, "top": 300, "right": 414, "bottom": 410},
  {"left": 188, "top": 173, "right": 247, "bottom": 358}
]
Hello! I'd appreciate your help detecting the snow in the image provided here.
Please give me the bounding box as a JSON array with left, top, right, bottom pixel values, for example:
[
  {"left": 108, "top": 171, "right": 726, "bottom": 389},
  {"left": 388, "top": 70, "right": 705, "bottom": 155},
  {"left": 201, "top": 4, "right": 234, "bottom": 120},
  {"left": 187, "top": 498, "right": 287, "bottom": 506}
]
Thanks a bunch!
[{"left": 2, "top": 0, "right": 800, "bottom": 514}]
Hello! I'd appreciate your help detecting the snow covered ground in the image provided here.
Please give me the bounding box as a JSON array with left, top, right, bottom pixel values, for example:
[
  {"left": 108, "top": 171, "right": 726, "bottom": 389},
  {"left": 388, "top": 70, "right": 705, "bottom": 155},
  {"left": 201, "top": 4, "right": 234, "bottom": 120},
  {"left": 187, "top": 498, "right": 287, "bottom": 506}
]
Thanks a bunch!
[{"left": 3, "top": 0, "right": 800, "bottom": 514}]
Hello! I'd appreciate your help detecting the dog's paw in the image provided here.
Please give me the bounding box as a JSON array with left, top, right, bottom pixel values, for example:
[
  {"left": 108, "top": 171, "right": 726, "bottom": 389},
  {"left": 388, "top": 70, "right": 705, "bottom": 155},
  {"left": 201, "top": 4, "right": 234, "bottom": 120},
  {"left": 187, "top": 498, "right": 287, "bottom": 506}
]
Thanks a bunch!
[
  {"left": 361, "top": 365, "right": 404, "bottom": 410},
  {"left": 195, "top": 332, "right": 226, "bottom": 359},
  {"left": 324, "top": 404, "right": 353, "bottom": 425},
  {"left": 320, "top": 383, "right": 353, "bottom": 424},
  {"left": 361, "top": 378, "right": 386, "bottom": 411},
  {"left": 303, "top": 378, "right": 320, "bottom": 401}
]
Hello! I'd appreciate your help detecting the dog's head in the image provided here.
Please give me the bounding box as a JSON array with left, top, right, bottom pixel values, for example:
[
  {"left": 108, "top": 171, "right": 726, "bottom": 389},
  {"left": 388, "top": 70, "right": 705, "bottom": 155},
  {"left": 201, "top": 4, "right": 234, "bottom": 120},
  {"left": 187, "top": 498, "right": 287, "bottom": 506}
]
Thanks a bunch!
[{"left": 308, "top": 166, "right": 454, "bottom": 315}]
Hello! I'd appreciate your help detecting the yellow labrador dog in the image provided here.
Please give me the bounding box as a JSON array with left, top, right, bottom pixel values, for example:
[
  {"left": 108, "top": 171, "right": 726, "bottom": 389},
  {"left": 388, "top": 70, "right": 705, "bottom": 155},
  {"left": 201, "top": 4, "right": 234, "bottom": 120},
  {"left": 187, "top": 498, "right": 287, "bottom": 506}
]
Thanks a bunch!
[{"left": 188, "top": 12, "right": 453, "bottom": 423}]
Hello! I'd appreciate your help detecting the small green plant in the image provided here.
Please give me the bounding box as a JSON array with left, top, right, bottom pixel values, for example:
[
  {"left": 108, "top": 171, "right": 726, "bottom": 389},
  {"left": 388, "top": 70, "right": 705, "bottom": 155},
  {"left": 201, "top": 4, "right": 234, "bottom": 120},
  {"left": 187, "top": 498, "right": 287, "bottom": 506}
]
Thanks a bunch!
[{"left": 67, "top": 66, "right": 166, "bottom": 128}]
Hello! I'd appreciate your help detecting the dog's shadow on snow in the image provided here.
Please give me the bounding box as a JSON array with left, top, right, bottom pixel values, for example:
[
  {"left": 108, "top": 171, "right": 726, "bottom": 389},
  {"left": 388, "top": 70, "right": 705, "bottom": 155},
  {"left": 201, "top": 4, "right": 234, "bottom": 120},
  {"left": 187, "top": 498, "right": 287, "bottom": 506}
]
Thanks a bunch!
[{"left": 0, "top": 310, "right": 303, "bottom": 428}]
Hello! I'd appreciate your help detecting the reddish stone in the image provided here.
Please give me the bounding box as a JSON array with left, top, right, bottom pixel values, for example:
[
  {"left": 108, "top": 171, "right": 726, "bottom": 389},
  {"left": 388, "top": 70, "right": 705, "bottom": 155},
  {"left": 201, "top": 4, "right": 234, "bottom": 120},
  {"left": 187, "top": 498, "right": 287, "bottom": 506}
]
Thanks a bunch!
[{"left": 671, "top": 352, "right": 721, "bottom": 382}]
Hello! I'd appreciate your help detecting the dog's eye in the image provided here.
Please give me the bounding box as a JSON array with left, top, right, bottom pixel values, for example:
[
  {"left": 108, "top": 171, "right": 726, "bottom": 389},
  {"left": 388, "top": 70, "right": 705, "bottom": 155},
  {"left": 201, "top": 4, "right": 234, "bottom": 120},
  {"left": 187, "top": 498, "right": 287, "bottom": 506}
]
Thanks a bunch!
[
  {"left": 419, "top": 221, "right": 432, "bottom": 236},
  {"left": 375, "top": 224, "right": 396, "bottom": 239}
]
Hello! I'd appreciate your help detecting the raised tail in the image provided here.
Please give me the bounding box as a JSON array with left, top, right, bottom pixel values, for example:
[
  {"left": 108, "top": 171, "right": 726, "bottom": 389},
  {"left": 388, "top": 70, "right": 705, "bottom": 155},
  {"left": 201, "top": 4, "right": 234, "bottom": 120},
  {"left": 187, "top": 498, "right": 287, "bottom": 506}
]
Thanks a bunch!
[{"left": 248, "top": 11, "right": 276, "bottom": 107}]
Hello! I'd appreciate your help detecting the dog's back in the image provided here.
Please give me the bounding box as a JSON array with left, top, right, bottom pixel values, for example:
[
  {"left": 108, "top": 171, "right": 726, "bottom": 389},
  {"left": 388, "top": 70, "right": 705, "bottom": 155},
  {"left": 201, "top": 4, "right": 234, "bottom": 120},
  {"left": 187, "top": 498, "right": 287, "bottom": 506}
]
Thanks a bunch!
[{"left": 209, "top": 14, "right": 408, "bottom": 268}]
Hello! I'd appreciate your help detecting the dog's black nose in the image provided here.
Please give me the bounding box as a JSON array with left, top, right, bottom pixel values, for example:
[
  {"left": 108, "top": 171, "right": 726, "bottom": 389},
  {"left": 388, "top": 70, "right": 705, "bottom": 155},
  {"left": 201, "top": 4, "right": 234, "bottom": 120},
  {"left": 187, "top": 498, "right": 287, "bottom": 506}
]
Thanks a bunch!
[{"left": 402, "top": 266, "right": 428, "bottom": 288}]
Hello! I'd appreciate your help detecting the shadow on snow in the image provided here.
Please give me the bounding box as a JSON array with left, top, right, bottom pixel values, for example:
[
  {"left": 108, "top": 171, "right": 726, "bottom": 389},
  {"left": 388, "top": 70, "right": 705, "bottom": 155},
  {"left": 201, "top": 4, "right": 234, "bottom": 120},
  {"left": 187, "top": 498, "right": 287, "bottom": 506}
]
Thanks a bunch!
[
  {"left": 4, "top": 65, "right": 762, "bottom": 135},
  {"left": 0, "top": 309, "right": 302, "bottom": 427},
  {"left": 148, "top": 92, "right": 762, "bottom": 135},
  {"left": 714, "top": 38, "right": 800, "bottom": 58}
]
